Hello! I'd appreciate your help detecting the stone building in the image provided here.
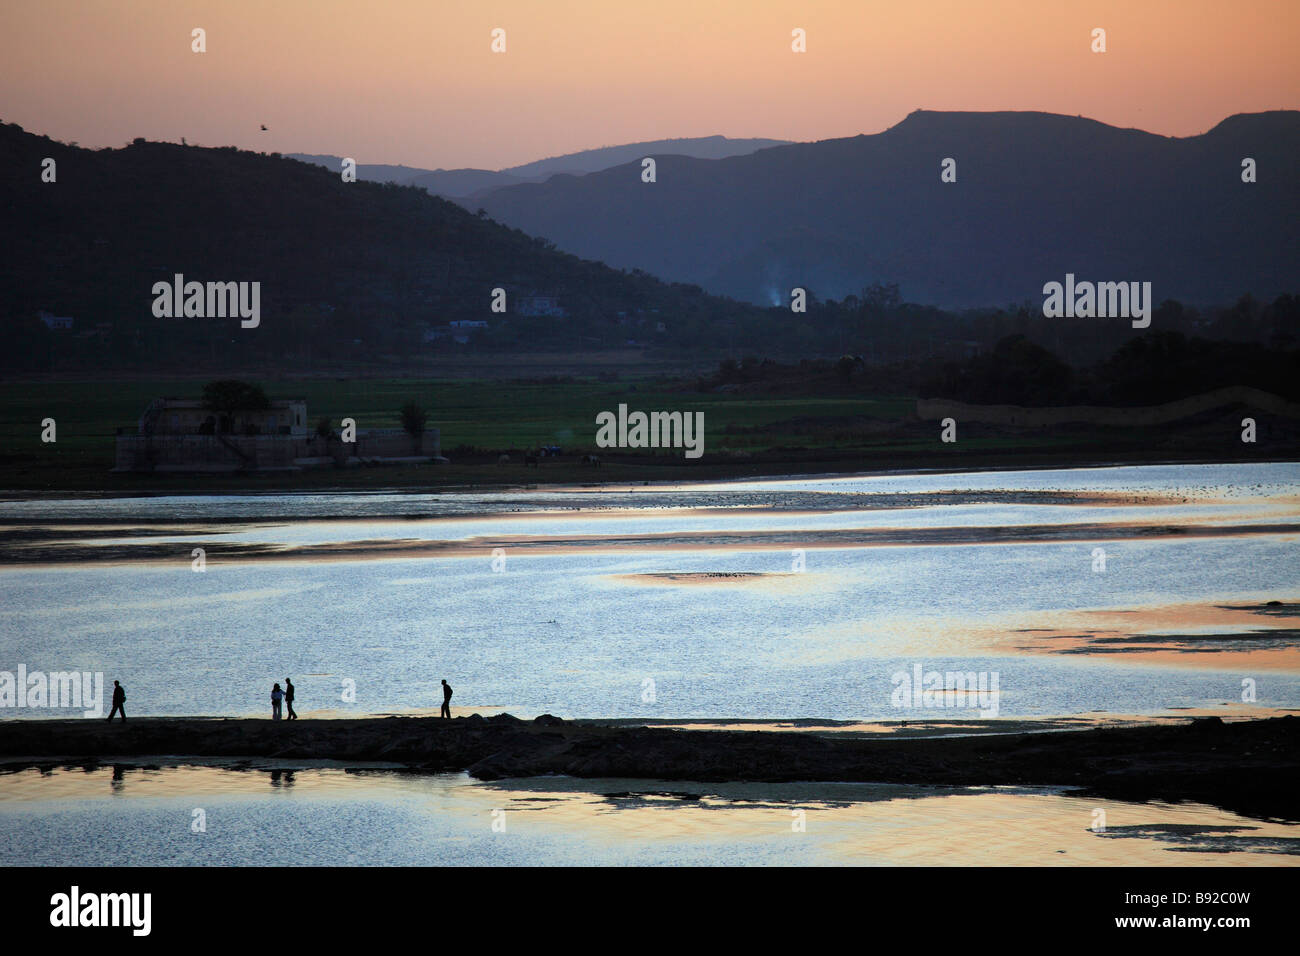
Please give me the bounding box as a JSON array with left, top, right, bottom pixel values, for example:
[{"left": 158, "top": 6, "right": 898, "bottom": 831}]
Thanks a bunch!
[{"left": 114, "top": 397, "right": 441, "bottom": 472}]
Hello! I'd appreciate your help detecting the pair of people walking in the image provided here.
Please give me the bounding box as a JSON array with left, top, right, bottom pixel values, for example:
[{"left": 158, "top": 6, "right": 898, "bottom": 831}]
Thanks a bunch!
[{"left": 271, "top": 678, "right": 298, "bottom": 720}]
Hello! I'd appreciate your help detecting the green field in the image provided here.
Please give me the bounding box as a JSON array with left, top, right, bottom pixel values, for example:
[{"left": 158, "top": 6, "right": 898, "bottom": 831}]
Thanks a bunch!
[
  {"left": 0, "top": 377, "right": 1253, "bottom": 492},
  {"left": 0, "top": 378, "right": 915, "bottom": 488}
]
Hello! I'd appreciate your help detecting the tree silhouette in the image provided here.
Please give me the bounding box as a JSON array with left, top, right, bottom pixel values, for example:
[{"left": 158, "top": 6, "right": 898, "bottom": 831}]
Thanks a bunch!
[
  {"left": 399, "top": 401, "right": 428, "bottom": 437},
  {"left": 202, "top": 380, "right": 270, "bottom": 434}
]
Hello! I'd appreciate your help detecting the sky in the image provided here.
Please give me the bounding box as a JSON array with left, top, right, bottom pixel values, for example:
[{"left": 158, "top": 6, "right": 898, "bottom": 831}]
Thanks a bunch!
[{"left": 1, "top": 0, "right": 1295, "bottom": 170}]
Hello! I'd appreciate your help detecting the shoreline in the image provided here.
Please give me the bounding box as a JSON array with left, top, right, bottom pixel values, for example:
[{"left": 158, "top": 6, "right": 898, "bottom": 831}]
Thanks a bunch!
[
  {"left": 2, "top": 714, "right": 1296, "bottom": 822},
  {"left": 2, "top": 454, "right": 1296, "bottom": 500},
  {"left": 7, "top": 520, "right": 1299, "bottom": 569}
]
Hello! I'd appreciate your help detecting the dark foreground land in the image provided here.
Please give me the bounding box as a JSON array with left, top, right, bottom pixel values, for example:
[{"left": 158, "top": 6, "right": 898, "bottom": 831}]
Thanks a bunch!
[{"left": 2, "top": 714, "right": 1297, "bottom": 821}]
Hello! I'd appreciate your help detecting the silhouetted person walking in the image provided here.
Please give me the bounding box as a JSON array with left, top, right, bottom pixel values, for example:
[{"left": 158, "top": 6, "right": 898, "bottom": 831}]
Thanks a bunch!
[
  {"left": 440, "top": 679, "right": 453, "bottom": 718},
  {"left": 285, "top": 678, "right": 298, "bottom": 720},
  {"left": 107, "top": 680, "right": 126, "bottom": 722},
  {"left": 271, "top": 682, "right": 283, "bottom": 720}
]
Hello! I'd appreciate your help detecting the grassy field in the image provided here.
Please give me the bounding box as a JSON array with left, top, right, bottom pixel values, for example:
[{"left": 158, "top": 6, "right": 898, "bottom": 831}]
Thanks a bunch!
[{"left": 0, "top": 377, "right": 1277, "bottom": 492}]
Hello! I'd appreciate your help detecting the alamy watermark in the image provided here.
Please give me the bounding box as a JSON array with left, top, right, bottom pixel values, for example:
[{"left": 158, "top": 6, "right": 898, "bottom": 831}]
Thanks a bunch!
[
  {"left": 50, "top": 886, "right": 151, "bottom": 936},
  {"left": 890, "top": 663, "right": 1000, "bottom": 717},
  {"left": 0, "top": 665, "right": 103, "bottom": 717},
  {"left": 151, "top": 274, "right": 261, "bottom": 328},
  {"left": 1042, "top": 273, "right": 1151, "bottom": 328},
  {"left": 595, "top": 404, "right": 704, "bottom": 458}
]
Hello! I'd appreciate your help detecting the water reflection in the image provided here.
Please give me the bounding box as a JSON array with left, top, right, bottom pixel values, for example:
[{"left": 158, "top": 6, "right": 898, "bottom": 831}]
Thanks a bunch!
[{"left": 0, "top": 763, "right": 1295, "bottom": 867}]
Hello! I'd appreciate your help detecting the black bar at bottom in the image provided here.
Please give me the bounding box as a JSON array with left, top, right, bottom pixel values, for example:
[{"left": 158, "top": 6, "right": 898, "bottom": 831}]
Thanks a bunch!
[{"left": 3, "top": 866, "right": 1291, "bottom": 942}]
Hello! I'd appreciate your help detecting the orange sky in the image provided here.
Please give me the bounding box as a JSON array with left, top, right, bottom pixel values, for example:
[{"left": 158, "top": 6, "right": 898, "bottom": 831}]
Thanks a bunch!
[{"left": 1, "top": 0, "right": 1295, "bottom": 170}]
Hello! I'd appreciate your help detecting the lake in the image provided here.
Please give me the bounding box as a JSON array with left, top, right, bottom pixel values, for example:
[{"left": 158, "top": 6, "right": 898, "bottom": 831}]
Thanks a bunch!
[{"left": 2, "top": 462, "right": 1297, "bottom": 865}]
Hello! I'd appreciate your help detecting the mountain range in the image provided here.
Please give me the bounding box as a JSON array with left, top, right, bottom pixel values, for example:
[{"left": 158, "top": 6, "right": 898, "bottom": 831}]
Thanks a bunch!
[
  {"left": 5, "top": 110, "right": 1296, "bottom": 374},
  {"left": 470, "top": 110, "right": 1300, "bottom": 308}
]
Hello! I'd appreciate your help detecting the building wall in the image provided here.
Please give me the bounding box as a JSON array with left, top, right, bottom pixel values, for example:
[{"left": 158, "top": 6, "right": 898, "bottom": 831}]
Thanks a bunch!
[
  {"left": 146, "top": 400, "right": 308, "bottom": 436},
  {"left": 114, "top": 429, "right": 441, "bottom": 472}
]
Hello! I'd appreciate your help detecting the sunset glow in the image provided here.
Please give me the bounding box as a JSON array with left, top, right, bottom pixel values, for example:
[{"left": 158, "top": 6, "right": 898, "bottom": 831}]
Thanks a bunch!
[{"left": 2, "top": 0, "right": 1296, "bottom": 167}]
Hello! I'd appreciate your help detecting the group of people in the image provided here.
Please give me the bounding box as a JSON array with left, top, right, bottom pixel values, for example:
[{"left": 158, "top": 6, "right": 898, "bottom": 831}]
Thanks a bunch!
[
  {"left": 102, "top": 675, "right": 455, "bottom": 722},
  {"left": 269, "top": 677, "right": 454, "bottom": 719}
]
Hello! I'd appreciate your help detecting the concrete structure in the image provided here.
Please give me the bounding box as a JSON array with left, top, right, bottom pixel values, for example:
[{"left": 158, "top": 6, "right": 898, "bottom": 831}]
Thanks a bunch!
[
  {"left": 517, "top": 294, "right": 565, "bottom": 317},
  {"left": 138, "top": 397, "right": 309, "bottom": 437},
  {"left": 114, "top": 398, "right": 441, "bottom": 472}
]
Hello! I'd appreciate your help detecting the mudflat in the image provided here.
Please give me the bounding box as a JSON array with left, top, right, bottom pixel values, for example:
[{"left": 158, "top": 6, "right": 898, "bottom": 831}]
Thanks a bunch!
[{"left": 1, "top": 714, "right": 1295, "bottom": 821}]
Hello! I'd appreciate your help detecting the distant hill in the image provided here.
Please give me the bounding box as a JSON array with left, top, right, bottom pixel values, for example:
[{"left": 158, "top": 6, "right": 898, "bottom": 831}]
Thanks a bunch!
[
  {"left": 408, "top": 168, "right": 528, "bottom": 201},
  {"left": 283, "top": 154, "right": 435, "bottom": 186},
  {"left": 284, "top": 153, "right": 528, "bottom": 197},
  {"left": 289, "top": 136, "right": 790, "bottom": 199},
  {"left": 6, "top": 119, "right": 1294, "bottom": 377},
  {"left": 473, "top": 110, "right": 1300, "bottom": 308},
  {"left": 499, "top": 135, "right": 792, "bottom": 179},
  {"left": 0, "top": 125, "right": 767, "bottom": 371}
]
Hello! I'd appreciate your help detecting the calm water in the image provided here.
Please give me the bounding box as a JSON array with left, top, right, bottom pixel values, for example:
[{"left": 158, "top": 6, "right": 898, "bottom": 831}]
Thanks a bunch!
[
  {"left": 2, "top": 462, "right": 1297, "bottom": 720},
  {"left": 1, "top": 762, "right": 1296, "bottom": 866},
  {"left": 2, "top": 463, "right": 1298, "bottom": 865}
]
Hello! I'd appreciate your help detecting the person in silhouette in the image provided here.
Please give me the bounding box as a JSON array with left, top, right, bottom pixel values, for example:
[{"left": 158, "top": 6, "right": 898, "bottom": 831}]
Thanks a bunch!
[
  {"left": 271, "top": 682, "right": 283, "bottom": 720},
  {"left": 284, "top": 678, "right": 297, "bottom": 720},
  {"left": 440, "top": 679, "right": 453, "bottom": 718},
  {"left": 107, "top": 680, "right": 126, "bottom": 722}
]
